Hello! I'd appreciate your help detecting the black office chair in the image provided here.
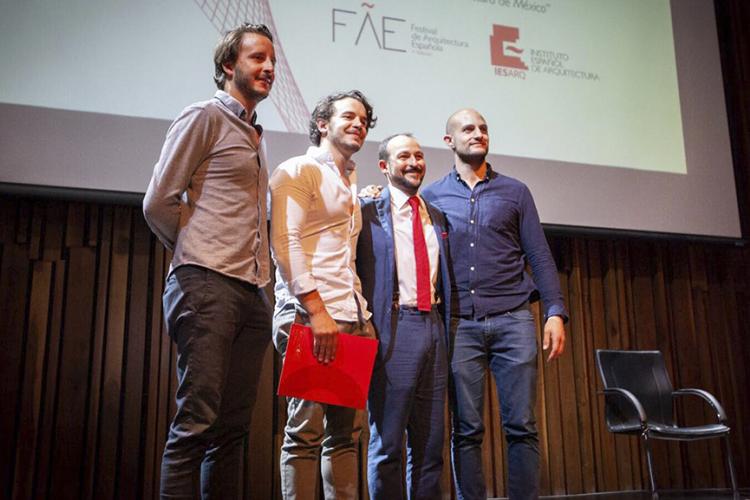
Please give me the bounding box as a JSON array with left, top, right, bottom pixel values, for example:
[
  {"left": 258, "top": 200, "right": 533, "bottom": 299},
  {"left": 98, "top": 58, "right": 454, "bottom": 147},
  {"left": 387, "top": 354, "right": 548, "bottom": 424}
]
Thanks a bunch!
[{"left": 595, "top": 349, "right": 739, "bottom": 499}]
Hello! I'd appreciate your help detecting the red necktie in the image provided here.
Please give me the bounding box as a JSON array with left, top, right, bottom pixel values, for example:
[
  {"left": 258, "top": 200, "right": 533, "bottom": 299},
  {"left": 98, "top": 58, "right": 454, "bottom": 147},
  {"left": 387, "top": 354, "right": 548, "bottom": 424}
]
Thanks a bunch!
[{"left": 408, "top": 196, "right": 431, "bottom": 312}]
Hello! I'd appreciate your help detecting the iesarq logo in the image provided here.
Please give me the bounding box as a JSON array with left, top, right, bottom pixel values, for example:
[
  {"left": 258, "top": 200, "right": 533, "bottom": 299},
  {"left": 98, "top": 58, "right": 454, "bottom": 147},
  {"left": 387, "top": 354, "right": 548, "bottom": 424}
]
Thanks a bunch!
[{"left": 490, "top": 24, "right": 528, "bottom": 70}]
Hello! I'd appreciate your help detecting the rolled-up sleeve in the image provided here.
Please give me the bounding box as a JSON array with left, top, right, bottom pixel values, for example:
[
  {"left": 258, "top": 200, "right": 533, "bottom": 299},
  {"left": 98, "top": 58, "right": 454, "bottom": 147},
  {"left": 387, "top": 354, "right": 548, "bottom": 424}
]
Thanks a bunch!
[{"left": 270, "top": 164, "right": 318, "bottom": 296}]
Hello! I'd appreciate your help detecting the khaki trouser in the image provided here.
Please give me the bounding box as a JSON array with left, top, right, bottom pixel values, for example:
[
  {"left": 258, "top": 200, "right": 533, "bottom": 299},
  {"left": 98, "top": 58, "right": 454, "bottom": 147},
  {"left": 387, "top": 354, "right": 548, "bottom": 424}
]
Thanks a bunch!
[{"left": 273, "top": 301, "right": 375, "bottom": 500}]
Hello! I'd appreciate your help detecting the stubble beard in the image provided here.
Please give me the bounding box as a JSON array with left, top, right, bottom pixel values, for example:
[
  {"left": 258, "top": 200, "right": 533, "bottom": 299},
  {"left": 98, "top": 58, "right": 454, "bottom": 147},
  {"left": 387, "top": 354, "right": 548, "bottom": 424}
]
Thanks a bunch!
[
  {"left": 331, "top": 133, "right": 363, "bottom": 158},
  {"left": 456, "top": 149, "right": 487, "bottom": 167},
  {"left": 234, "top": 67, "right": 271, "bottom": 105}
]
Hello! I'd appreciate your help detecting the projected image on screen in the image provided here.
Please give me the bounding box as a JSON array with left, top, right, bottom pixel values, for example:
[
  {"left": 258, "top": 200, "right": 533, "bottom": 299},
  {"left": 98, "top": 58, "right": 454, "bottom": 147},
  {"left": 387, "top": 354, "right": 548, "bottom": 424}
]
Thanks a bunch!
[
  {"left": 270, "top": 0, "right": 686, "bottom": 174},
  {"left": 0, "top": 0, "right": 740, "bottom": 238},
  {"left": 1, "top": 0, "right": 686, "bottom": 174}
]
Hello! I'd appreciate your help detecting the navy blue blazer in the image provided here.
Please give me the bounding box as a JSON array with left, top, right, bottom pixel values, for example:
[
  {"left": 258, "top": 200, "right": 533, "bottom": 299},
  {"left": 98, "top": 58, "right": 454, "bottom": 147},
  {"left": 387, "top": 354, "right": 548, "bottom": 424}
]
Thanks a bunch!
[{"left": 357, "top": 188, "right": 452, "bottom": 346}]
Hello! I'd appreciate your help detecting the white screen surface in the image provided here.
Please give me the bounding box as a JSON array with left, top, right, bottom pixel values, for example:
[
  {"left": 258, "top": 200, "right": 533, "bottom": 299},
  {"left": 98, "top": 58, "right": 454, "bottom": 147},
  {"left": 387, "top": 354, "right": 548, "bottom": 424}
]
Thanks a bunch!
[{"left": 0, "top": 0, "right": 741, "bottom": 238}]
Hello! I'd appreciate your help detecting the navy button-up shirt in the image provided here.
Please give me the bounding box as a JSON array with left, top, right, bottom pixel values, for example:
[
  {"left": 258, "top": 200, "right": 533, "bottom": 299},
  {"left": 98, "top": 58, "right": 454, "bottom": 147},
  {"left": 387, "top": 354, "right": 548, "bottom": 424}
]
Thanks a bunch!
[{"left": 421, "top": 165, "right": 567, "bottom": 321}]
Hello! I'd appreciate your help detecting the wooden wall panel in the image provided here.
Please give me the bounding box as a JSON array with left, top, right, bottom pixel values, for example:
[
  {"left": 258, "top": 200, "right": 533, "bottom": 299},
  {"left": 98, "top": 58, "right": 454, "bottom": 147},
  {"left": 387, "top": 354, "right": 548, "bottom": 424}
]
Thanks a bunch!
[
  {"left": 0, "top": 235, "right": 31, "bottom": 500},
  {"left": 12, "top": 260, "right": 51, "bottom": 500}
]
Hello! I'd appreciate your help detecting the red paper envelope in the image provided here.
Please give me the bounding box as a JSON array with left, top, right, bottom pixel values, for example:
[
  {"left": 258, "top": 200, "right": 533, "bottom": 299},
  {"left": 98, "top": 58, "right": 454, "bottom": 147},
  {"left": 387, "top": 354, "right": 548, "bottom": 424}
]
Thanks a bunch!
[{"left": 277, "top": 323, "right": 378, "bottom": 409}]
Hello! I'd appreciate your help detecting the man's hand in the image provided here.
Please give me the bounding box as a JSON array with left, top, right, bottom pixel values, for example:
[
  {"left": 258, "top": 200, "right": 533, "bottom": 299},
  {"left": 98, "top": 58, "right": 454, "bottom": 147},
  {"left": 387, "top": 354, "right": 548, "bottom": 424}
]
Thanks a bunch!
[
  {"left": 298, "top": 290, "right": 339, "bottom": 363},
  {"left": 358, "top": 184, "right": 383, "bottom": 198},
  {"left": 542, "top": 316, "right": 566, "bottom": 362},
  {"left": 309, "top": 309, "right": 339, "bottom": 364}
]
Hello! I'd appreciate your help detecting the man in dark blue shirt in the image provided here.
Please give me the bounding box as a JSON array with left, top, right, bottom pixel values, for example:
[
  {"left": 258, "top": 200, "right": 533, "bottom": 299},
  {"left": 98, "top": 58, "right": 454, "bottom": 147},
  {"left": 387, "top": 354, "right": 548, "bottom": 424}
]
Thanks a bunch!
[{"left": 421, "top": 108, "right": 567, "bottom": 500}]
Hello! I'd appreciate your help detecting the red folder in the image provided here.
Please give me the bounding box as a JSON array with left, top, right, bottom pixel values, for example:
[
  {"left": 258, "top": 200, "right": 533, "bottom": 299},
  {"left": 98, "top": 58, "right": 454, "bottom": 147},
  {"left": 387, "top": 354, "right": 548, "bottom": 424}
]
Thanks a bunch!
[{"left": 277, "top": 323, "right": 378, "bottom": 409}]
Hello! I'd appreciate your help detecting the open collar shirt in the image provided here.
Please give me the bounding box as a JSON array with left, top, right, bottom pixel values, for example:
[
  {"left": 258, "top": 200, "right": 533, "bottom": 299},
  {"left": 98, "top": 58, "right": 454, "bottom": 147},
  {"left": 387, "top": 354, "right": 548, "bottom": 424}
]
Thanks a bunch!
[
  {"left": 421, "top": 164, "right": 567, "bottom": 321},
  {"left": 143, "top": 90, "right": 270, "bottom": 286},
  {"left": 270, "top": 146, "right": 369, "bottom": 322}
]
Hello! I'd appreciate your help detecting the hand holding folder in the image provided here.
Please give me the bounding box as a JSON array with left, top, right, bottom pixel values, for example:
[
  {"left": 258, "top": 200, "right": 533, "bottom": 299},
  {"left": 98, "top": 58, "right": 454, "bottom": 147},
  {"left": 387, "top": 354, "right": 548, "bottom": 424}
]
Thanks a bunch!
[{"left": 277, "top": 323, "right": 378, "bottom": 409}]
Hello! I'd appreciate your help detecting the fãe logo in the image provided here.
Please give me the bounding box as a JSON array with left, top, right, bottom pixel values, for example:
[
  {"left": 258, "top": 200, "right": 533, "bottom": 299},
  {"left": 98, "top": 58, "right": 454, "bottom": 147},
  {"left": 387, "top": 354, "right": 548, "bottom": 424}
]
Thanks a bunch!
[{"left": 489, "top": 24, "right": 528, "bottom": 79}]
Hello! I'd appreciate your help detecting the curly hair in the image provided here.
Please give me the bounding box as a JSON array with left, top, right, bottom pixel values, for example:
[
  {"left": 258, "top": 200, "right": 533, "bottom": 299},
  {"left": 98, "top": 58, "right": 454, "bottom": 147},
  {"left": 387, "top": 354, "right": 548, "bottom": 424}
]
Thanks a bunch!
[
  {"left": 308, "top": 90, "right": 377, "bottom": 146},
  {"left": 213, "top": 24, "right": 274, "bottom": 90}
]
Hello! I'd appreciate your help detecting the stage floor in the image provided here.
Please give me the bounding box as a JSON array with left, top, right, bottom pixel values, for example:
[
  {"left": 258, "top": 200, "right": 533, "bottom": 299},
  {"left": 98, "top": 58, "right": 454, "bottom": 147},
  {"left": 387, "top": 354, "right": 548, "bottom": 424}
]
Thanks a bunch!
[{"left": 489, "top": 490, "right": 750, "bottom": 500}]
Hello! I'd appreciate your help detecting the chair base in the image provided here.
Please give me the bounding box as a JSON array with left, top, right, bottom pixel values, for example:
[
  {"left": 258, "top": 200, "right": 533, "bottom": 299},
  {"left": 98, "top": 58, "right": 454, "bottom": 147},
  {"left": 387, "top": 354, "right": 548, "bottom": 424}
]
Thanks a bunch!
[{"left": 642, "top": 434, "right": 739, "bottom": 500}]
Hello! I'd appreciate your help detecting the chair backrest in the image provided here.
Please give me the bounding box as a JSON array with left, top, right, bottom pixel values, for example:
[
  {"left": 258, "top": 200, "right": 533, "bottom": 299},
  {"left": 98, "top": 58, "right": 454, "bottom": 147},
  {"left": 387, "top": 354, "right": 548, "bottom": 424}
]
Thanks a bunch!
[{"left": 595, "top": 349, "right": 676, "bottom": 428}]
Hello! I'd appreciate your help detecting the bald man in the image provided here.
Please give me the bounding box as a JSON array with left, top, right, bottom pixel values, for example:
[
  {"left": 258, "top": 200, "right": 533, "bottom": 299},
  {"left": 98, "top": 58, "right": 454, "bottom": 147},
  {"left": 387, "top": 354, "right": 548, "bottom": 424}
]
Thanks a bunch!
[{"left": 420, "top": 109, "right": 568, "bottom": 500}]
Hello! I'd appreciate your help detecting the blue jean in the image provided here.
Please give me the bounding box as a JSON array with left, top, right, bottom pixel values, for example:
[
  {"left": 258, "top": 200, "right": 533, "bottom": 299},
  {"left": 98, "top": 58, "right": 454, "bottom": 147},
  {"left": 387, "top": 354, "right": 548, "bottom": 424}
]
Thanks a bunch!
[
  {"left": 367, "top": 307, "right": 448, "bottom": 500},
  {"left": 160, "top": 265, "right": 271, "bottom": 499},
  {"left": 450, "top": 304, "right": 539, "bottom": 500}
]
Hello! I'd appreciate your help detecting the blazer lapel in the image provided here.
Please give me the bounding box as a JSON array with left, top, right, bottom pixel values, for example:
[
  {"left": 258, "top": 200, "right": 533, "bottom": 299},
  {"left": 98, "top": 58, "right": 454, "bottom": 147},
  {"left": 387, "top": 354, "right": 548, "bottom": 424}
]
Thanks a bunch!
[
  {"left": 374, "top": 188, "right": 395, "bottom": 275},
  {"left": 376, "top": 188, "right": 394, "bottom": 241}
]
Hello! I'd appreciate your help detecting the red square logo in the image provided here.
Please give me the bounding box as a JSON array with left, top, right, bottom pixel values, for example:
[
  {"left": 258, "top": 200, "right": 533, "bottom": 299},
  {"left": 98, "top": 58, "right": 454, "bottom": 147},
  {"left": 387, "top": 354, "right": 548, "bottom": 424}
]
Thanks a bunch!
[{"left": 490, "top": 25, "right": 528, "bottom": 70}]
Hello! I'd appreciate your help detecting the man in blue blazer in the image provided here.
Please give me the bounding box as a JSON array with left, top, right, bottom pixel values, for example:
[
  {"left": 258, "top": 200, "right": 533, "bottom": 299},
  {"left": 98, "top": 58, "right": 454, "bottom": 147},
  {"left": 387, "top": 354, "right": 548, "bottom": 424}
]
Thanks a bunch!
[{"left": 357, "top": 133, "right": 453, "bottom": 499}]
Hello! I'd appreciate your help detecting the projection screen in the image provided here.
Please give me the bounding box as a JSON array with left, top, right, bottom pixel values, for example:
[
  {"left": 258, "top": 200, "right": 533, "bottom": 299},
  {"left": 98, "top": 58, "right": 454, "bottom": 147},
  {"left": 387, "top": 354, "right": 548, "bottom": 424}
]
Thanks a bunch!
[{"left": 0, "top": 0, "right": 741, "bottom": 238}]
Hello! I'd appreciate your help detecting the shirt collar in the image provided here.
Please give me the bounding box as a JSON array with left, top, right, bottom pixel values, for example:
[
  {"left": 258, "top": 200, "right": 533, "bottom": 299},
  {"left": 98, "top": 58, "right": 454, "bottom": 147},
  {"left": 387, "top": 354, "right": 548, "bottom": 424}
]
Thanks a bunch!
[
  {"left": 389, "top": 185, "right": 421, "bottom": 210},
  {"left": 453, "top": 162, "right": 494, "bottom": 183},
  {"left": 307, "top": 146, "right": 357, "bottom": 177},
  {"left": 214, "top": 90, "right": 258, "bottom": 125}
]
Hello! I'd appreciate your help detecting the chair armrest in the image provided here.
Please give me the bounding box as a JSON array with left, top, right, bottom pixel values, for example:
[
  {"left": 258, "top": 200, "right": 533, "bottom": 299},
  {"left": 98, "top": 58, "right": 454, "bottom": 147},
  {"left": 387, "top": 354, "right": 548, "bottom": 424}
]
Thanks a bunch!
[
  {"left": 673, "top": 388, "right": 728, "bottom": 424},
  {"left": 601, "top": 388, "right": 648, "bottom": 425}
]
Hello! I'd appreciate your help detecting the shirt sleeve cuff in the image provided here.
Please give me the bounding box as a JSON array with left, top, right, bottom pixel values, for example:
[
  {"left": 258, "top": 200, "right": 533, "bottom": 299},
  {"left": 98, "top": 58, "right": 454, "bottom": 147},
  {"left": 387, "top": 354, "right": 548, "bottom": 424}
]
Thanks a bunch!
[{"left": 544, "top": 305, "right": 569, "bottom": 323}]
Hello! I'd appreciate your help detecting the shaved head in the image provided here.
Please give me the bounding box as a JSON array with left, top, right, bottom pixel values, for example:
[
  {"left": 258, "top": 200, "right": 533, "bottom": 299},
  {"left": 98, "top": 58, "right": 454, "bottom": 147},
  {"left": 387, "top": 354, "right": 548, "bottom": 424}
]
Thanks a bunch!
[
  {"left": 445, "top": 108, "right": 486, "bottom": 135},
  {"left": 443, "top": 108, "right": 489, "bottom": 167}
]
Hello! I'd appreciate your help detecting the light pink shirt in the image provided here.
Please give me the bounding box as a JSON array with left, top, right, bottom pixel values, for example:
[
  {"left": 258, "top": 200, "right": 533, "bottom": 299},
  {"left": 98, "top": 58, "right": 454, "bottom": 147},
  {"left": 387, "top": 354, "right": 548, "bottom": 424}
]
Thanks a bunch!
[{"left": 270, "top": 146, "right": 369, "bottom": 322}]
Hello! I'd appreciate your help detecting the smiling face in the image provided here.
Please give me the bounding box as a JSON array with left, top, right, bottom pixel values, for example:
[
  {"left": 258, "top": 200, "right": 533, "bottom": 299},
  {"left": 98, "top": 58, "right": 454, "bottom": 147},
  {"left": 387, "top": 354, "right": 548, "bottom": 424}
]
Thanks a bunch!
[
  {"left": 444, "top": 109, "right": 490, "bottom": 165},
  {"left": 224, "top": 32, "right": 276, "bottom": 107},
  {"left": 379, "top": 135, "right": 426, "bottom": 196},
  {"left": 318, "top": 97, "right": 369, "bottom": 158}
]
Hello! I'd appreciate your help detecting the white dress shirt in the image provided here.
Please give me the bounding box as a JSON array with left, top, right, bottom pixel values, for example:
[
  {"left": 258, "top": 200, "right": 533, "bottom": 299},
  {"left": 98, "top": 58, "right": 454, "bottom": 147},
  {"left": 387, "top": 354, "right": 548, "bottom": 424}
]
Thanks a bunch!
[
  {"left": 389, "top": 186, "right": 440, "bottom": 307},
  {"left": 270, "top": 146, "right": 369, "bottom": 322}
]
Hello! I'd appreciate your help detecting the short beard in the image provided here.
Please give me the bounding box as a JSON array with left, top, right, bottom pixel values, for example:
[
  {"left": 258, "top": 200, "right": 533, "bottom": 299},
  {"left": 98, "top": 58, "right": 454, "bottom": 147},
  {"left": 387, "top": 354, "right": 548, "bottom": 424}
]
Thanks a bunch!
[
  {"left": 389, "top": 173, "right": 421, "bottom": 196},
  {"left": 234, "top": 67, "right": 270, "bottom": 104},
  {"left": 456, "top": 149, "right": 487, "bottom": 166}
]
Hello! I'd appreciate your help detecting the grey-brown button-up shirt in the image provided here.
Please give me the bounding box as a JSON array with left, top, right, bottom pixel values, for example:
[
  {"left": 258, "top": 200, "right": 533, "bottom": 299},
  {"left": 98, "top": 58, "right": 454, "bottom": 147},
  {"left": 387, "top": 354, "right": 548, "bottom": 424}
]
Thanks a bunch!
[{"left": 143, "top": 90, "right": 270, "bottom": 286}]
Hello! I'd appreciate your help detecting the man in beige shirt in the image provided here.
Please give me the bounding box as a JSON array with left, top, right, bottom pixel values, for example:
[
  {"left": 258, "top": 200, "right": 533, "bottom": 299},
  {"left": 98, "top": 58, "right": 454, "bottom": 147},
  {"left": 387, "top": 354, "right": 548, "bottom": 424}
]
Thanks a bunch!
[
  {"left": 270, "top": 90, "right": 376, "bottom": 499},
  {"left": 143, "top": 24, "right": 275, "bottom": 499}
]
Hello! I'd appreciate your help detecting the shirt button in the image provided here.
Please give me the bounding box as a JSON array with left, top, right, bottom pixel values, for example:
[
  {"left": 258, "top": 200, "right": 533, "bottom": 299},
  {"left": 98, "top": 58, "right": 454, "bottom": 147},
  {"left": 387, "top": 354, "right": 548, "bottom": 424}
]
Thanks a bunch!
[
  {"left": 470, "top": 198, "right": 475, "bottom": 203},
  {"left": 470, "top": 242, "right": 475, "bottom": 247},
  {"left": 470, "top": 266, "right": 475, "bottom": 271},
  {"left": 470, "top": 219, "right": 475, "bottom": 224},
  {"left": 470, "top": 289, "right": 475, "bottom": 294}
]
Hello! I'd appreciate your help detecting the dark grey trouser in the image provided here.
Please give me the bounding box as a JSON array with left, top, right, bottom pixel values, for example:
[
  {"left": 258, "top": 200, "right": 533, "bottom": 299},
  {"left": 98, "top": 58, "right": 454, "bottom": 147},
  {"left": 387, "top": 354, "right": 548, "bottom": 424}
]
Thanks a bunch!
[{"left": 160, "top": 264, "right": 271, "bottom": 500}]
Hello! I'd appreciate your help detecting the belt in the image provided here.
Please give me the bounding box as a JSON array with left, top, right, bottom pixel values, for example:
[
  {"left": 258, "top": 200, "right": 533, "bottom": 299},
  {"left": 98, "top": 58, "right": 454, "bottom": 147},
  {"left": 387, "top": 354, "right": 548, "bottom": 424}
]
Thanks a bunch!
[{"left": 393, "top": 303, "right": 439, "bottom": 313}]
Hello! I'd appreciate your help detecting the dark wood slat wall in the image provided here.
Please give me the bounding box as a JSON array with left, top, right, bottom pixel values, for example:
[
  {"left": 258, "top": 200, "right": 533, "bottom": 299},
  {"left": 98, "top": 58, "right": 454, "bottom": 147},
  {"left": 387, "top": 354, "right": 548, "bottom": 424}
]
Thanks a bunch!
[
  {"left": 2, "top": 2, "right": 749, "bottom": 498},
  {"left": 1, "top": 201, "right": 748, "bottom": 500}
]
